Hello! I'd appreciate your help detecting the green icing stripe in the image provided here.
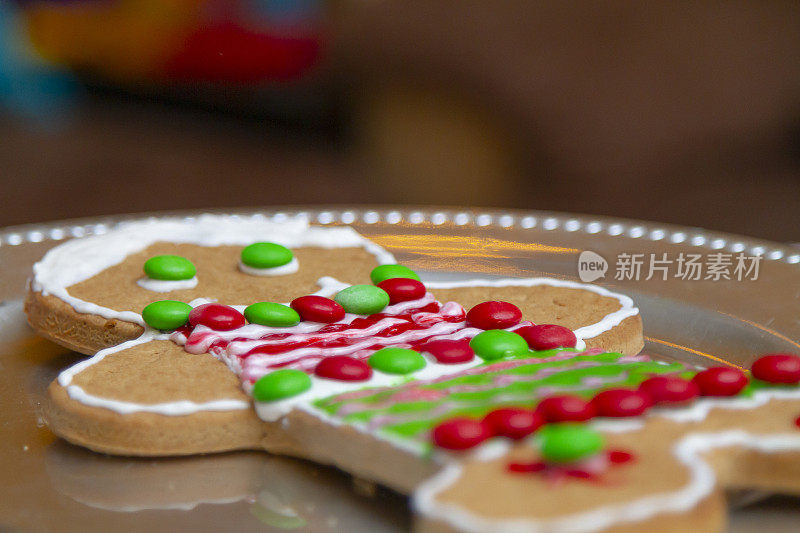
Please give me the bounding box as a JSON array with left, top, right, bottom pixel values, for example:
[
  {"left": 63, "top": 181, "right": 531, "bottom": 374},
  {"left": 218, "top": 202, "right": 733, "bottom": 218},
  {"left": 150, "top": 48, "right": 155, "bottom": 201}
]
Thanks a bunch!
[{"left": 312, "top": 351, "right": 688, "bottom": 445}]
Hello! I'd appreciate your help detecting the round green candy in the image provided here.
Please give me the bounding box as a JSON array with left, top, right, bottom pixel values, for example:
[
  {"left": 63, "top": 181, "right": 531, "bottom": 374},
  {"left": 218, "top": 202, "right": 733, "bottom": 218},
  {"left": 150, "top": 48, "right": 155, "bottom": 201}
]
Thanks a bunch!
[
  {"left": 370, "top": 264, "right": 420, "bottom": 285},
  {"left": 142, "top": 300, "right": 192, "bottom": 330},
  {"left": 143, "top": 255, "right": 196, "bottom": 281},
  {"left": 245, "top": 302, "right": 301, "bottom": 327},
  {"left": 539, "top": 423, "right": 604, "bottom": 463},
  {"left": 469, "top": 330, "right": 530, "bottom": 360},
  {"left": 241, "top": 242, "right": 294, "bottom": 269},
  {"left": 334, "top": 285, "right": 390, "bottom": 315},
  {"left": 252, "top": 369, "right": 312, "bottom": 402},
  {"left": 369, "top": 347, "right": 426, "bottom": 374}
]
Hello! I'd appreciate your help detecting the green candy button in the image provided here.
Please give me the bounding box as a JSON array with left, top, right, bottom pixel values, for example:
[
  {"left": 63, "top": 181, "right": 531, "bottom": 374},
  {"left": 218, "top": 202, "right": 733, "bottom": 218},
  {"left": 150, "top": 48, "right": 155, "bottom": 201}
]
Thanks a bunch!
[
  {"left": 142, "top": 300, "right": 192, "bottom": 330},
  {"left": 335, "top": 285, "right": 390, "bottom": 315},
  {"left": 539, "top": 423, "right": 604, "bottom": 463},
  {"left": 369, "top": 347, "right": 426, "bottom": 374},
  {"left": 241, "top": 242, "right": 294, "bottom": 269},
  {"left": 252, "top": 369, "right": 312, "bottom": 402},
  {"left": 245, "top": 302, "right": 301, "bottom": 327},
  {"left": 370, "top": 264, "right": 420, "bottom": 285},
  {"left": 143, "top": 255, "right": 196, "bottom": 281},
  {"left": 469, "top": 330, "right": 530, "bottom": 360}
]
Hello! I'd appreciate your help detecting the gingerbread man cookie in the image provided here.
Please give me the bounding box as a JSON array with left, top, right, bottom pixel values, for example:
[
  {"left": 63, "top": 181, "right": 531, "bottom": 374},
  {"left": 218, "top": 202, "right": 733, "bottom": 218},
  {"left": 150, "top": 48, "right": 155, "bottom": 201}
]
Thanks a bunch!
[{"left": 26, "top": 215, "right": 800, "bottom": 532}]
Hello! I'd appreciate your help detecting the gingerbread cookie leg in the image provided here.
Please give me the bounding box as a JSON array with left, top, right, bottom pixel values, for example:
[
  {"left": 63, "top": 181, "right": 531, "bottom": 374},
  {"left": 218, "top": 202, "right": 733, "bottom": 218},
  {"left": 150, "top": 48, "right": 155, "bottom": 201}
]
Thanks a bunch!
[{"left": 413, "top": 364, "right": 800, "bottom": 533}]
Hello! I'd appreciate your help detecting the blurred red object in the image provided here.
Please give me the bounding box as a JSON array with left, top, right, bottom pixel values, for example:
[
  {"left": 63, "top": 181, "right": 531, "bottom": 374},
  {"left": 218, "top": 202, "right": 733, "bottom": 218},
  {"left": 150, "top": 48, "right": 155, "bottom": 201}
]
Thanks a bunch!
[{"left": 165, "top": 22, "right": 320, "bottom": 83}]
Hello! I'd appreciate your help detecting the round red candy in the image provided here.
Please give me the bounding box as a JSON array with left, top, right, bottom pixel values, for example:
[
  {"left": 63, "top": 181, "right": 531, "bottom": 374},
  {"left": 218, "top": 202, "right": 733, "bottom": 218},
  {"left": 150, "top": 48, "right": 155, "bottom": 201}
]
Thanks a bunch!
[
  {"left": 517, "top": 324, "right": 577, "bottom": 351},
  {"left": 591, "top": 389, "right": 651, "bottom": 418},
  {"left": 482, "top": 408, "right": 543, "bottom": 440},
  {"left": 466, "top": 301, "right": 522, "bottom": 330},
  {"left": 188, "top": 303, "right": 246, "bottom": 331},
  {"left": 314, "top": 356, "right": 372, "bottom": 381},
  {"left": 536, "top": 395, "right": 596, "bottom": 423},
  {"left": 421, "top": 339, "right": 475, "bottom": 364},
  {"left": 290, "top": 295, "right": 345, "bottom": 323},
  {"left": 751, "top": 353, "right": 800, "bottom": 385},
  {"left": 638, "top": 376, "right": 699, "bottom": 405},
  {"left": 691, "top": 367, "right": 749, "bottom": 396},
  {"left": 431, "top": 418, "right": 492, "bottom": 450},
  {"left": 377, "top": 278, "right": 426, "bottom": 305}
]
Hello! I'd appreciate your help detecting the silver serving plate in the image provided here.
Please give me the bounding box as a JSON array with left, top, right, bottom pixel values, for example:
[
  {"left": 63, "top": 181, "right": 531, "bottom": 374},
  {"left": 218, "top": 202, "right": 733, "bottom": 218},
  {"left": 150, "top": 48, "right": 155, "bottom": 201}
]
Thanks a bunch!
[{"left": 1, "top": 206, "right": 799, "bottom": 531}]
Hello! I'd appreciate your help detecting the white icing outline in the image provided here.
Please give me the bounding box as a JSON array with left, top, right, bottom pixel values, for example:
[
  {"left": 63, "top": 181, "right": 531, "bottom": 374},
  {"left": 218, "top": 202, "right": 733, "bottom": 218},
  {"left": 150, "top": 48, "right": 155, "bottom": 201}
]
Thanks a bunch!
[
  {"left": 413, "top": 427, "right": 800, "bottom": 533},
  {"left": 136, "top": 276, "right": 199, "bottom": 292},
  {"left": 239, "top": 257, "right": 300, "bottom": 276}
]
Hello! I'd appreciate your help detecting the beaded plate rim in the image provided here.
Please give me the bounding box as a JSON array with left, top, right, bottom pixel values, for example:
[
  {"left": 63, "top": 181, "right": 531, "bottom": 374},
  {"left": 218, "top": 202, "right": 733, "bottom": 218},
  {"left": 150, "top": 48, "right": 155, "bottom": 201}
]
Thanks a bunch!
[{"left": 1, "top": 206, "right": 797, "bottom": 265}]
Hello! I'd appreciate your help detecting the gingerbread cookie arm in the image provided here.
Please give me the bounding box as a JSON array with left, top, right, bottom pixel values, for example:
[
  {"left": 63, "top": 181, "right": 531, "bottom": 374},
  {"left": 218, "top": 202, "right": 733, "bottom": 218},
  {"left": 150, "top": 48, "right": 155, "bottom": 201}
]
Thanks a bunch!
[
  {"left": 413, "top": 397, "right": 800, "bottom": 533},
  {"left": 46, "top": 339, "right": 262, "bottom": 455}
]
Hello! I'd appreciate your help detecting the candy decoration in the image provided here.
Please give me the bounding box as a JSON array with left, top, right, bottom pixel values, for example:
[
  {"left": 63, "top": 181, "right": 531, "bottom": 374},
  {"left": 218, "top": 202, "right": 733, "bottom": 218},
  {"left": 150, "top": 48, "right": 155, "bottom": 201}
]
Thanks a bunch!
[
  {"left": 536, "top": 395, "right": 596, "bottom": 422},
  {"left": 507, "top": 461, "right": 547, "bottom": 473},
  {"left": 290, "top": 295, "right": 345, "bottom": 323},
  {"left": 241, "top": 242, "right": 294, "bottom": 269},
  {"left": 638, "top": 376, "right": 699, "bottom": 405},
  {"left": 469, "top": 330, "right": 529, "bottom": 361},
  {"left": 368, "top": 347, "right": 426, "bottom": 374},
  {"left": 142, "top": 300, "right": 192, "bottom": 330},
  {"left": 431, "top": 418, "right": 492, "bottom": 450},
  {"left": 143, "top": 255, "right": 196, "bottom": 281},
  {"left": 188, "top": 303, "right": 246, "bottom": 331},
  {"left": 420, "top": 339, "right": 475, "bottom": 364},
  {"left": 466, "top": 301, "right": 522, "bottom": 330},
  {"left": 691, "top": 367, "right": 749, "bottom": 396},
  {"left": 334, "top": 285, "right": 390, "bottom": 315},
  {"left": 314, "top": 356, "right": 373, "bottom": 382},
  {"left": 608, "top": 450, "right": 635, "bottom": 464},
  {"left": 539, "top": 424, "right": 604, "bottom": 463},
  {"left": 252, "top": 369, "right": 312, "bottom": 402},
  {"left": 377, "top": 278, "right": 426, "bottom": 304},
  {"left": 517, "top": 324, "right": 577, "bottom": 350},
  {"left": 244, "top": 302, "right": 301, "bottom": 327},
  {"left": 591, "top": 389, "right": 651, "bottom": 418},
  {"left": 482, "top": 408, "right": 543, "bottom": 440},
  {"left": 370, "top": 264, "right": 420, "bottom": 285},
  {"left": 751, "top": 353, "right": 800, "bottom": 384}
]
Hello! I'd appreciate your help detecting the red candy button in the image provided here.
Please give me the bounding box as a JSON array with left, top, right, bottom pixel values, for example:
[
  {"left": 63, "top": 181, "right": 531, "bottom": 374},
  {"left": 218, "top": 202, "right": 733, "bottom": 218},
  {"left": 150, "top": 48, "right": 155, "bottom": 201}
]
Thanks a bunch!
[
  {"left": 377, "top": 278, "right": 426, "bottom": 305},
  {"left": 314, "top": 356, "right": 372, "bottom": 381},
  {"left": 290, "top": 295, "right": 345, "bottom": 323},
  {"left": 188, "top": 303, "right": 246, "bottom": 331},
  {"left": 517, "top": 324, "right": 577, "bottom": 351},
  {"left": 536, "top": 395, "right": 596, "bottom": 422},
  {"left": 432, "top": 418, "right": 492, "bottom": 450},
  {"left": 638, "top": 376, "right": 699, "bottom": 405},
  {"left": 591, "top": 389, "right": 651, "bottom": 418},
  {"left": 752, "top": 353, "right": 800, "bottom": 384},
  {"left": 482, "top": 408, "right": 543, "bottom": 440},
  {"left": 421, "top": 339, "right": 475, "bottom": 364},
  {"left": 608, "top": 450, "right": 635, "bottom": 464},
  {"left": 691, "top": 367, "right": 749, "bottom": 396},
  {"left": 466, "top": 301, "right": 522, "bottom": 330}
]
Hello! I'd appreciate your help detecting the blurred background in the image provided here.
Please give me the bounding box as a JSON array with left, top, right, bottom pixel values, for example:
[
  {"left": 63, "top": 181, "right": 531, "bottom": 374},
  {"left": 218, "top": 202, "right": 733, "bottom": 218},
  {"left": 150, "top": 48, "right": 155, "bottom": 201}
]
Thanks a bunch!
[{"left": 0, "top": 1, "right": 798, "bottom": 241}]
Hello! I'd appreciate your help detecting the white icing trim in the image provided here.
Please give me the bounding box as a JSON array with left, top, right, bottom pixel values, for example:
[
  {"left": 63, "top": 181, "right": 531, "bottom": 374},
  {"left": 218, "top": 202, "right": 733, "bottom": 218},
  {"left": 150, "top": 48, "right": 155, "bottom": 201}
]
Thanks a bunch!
[
  {"left": 414, "top": 429, "right": 800, "bottom": 533},
  {"left": 136, "top": 276, "right": 199, "bottom": 292},
  {"left": 239, "top": 257, "right": 299, "bottom": 276}
]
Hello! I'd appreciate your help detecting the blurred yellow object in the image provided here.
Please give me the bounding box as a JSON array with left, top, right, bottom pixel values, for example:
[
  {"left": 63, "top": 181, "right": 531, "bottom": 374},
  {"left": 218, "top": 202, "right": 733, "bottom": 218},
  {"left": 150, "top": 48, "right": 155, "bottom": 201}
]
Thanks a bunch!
[{"left": 23, "top": 0, "right": 204, "bottom": 81}]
